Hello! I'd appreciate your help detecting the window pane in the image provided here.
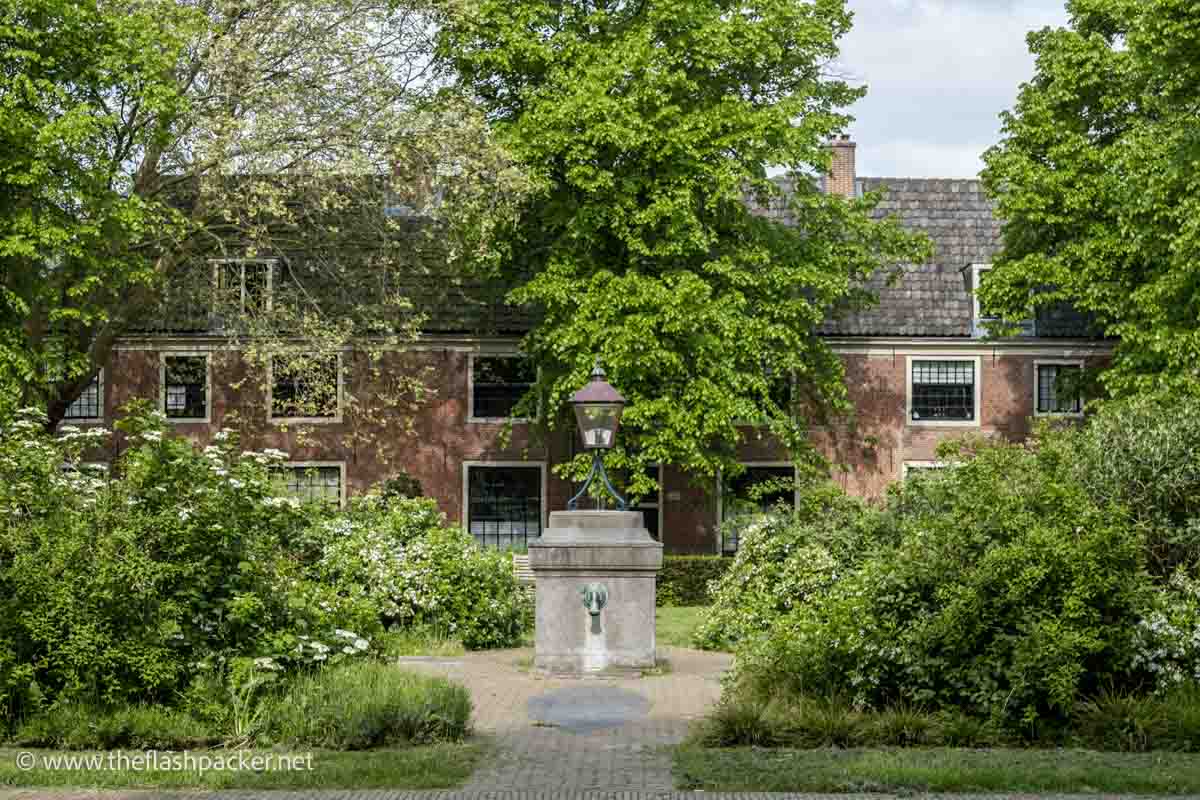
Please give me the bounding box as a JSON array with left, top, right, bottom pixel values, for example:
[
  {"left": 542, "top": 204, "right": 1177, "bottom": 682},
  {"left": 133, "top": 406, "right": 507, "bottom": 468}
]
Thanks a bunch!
[
  {"left": 472, "top": 356, "right": 535, "bottom": 419},
  {"left": 723, "top": 466, "right": 794, "bottom": 553},
  {"left": 272, "top": 355, "right": 338, "bottom": 418},
  {"left": 467, "top": 466, "right": 541, "bottom": 550},
  {"left": 911, "top": 361, "right": 975, "bottom": 421},
  {"left": 164, "top": 356, "right": 207, "bottom": 419},
  {"left": 275, "top": 466, "right": 341, "bottom": 506},
  {"left": 64, "top": 374, "right": 102, "bottom": 420},
  {"left": 1037, "top": 364, "right": 1082, "bottom": 414}
]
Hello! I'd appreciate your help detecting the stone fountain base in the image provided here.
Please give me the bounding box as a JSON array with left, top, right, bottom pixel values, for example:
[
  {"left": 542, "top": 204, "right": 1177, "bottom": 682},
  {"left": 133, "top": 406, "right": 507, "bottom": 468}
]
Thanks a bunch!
[{"left": 528, "top": 510, "right": 663, "bottom": 675}]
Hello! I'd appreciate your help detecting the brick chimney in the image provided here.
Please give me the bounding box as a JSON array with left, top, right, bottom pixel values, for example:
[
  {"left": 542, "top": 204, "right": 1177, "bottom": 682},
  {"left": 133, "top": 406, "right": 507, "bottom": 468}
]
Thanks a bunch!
[{"left": 825, "top": 134, "right": 857, "bottom": 198}]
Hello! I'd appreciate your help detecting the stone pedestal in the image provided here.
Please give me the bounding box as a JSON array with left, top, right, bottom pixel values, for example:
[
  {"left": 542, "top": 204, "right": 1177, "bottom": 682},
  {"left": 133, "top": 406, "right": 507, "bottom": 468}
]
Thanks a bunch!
[{"left": 528, "top": 510, "right": 663, "bottom": 675}]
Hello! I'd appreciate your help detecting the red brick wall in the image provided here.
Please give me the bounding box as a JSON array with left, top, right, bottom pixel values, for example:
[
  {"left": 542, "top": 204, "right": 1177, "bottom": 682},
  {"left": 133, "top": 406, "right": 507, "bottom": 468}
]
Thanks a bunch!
[{"left": 95, "top": 344, "right": 1099, "bottom": 554}]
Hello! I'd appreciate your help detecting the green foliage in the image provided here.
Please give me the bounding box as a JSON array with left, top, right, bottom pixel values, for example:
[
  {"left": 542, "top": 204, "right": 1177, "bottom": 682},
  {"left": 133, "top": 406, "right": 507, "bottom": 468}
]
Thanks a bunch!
[
  {"left": 0, "top": 408, "right": 376, "bottom": 724},
  {"left": 1060, "top": 394, "right": 1200, "bottom": 575},
  {"left": 437, "top": 0, "right": 931, "bottom": 483},
  {"left": 694, "top": 483, "right": 891, "bottom": 650},
  {"left": 981, "top": 0, "right": 1200, "bottom": 397},
  {"left": 0, "top": 409, "right": 524, "bottom": 737},
  {"left": 0, "top": 0, "right": 526, "bottom": 431},
  {"left": 263, "top": 662, "right": 472, "bottom": 750},
  {"left": 656, "top": 556, "right": 730, "bottom": 607},
  {"left": 311, "top": 497, "right": 531, "bottom": 650},
  {"left": 697, "top": 686, "right": 1200, "bottom": 751},
  {"left": 730, "top": 438, "right": 1151, "bottom": 727},
  {"left": 13, "top": 705, "right": 217, "bottom": 751},
  {"left": 379, "top": 471, "right": 424, "bottom": 500}
]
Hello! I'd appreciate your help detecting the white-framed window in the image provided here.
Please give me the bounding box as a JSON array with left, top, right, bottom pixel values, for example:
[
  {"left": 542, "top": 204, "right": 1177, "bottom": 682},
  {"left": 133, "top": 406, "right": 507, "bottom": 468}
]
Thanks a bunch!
[
  {"left": 468, "top": 353, "right": 535, "bottom": 422},
  {"left": 268, "top": 353, "right": 343, "bottom": 424},
  {"left": 211, "top": 258, "right": 276, "bottom": 315},
  {"left": 273, "top": 462, "right": 345, "bottom": 507},
  {"left": 901, "top": 460, "right": 950, "bottom": 480},
  {"left": 716, "top": 461, "right": 797, "bottom": 554},
  {"left": 907, "top": 356, "right": 982, "bottom": 427},
  {"left": 970, "top": 263, "right": 1035, "bottom": 338},
  {"left": 160, "top": 353, "right": 211, "bottom": 423},
  {"left": 1034, "top": 360, "right": 1084, "bottom": 417},
  {"left": 64, "top": 370, "right": 104, "bottom": 422},
  {"left": 462, "top": 461, "right": 546, "bottom": 550}
]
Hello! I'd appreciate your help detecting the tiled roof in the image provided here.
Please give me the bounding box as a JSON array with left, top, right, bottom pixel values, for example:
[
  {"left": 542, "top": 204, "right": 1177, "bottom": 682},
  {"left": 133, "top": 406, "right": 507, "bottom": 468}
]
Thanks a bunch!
[{"left": 139, "top": 175, "right": 1099, "bottom": 340}]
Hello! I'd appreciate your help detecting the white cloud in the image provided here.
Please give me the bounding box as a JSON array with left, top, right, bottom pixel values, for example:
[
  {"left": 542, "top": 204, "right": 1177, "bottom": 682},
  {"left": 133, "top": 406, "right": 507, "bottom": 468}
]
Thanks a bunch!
[{"left": 838, "top": 0, "right": 1069, "bottom": 178}]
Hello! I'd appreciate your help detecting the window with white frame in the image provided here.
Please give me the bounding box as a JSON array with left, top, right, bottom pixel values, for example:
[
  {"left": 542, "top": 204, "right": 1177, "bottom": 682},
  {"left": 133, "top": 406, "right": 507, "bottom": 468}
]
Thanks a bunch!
[
  {"left": 464, "top": 464, "right": 543, "bottom": 550},
  {"left": 470, "top": 354, "right": 535, "bottom": 421},
  {"left": 64, "top": 372, "right": 103, "bottom": 420},
  {"left": 909, "top": 359, "right": 978, "bottom": 424},
  {"left": 162, "top": 355, "right": 209, "bottom": 421},
  {"left": 1035, "top": 362, "right": 1083, "bottom": 416},
  {"left": 274, "top": 464, "right": 343, "bottom": 506},
  {"left": 270, "top": 354, "right": 340, "bottom": 421},
  {"left": 212, "top": 259, "right": 275, "bottom": 315},
  {"left": 720, "top": 464, "right": 796, "bottom": 553}
]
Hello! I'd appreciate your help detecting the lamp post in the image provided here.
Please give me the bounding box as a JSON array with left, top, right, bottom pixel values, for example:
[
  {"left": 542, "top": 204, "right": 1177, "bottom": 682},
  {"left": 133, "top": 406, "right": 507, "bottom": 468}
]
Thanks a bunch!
[{"left": 567, "top": 362, "right": 627, "bottom": 511}]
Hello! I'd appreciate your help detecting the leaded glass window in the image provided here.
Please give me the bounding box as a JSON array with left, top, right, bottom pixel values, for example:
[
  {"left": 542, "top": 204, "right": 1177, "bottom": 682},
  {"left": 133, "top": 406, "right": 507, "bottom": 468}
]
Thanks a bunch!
[
  {"left": 466, "top": 466, "right": 542, "bottom": 550},
  {"left": 275, "top": 465, "right": 342, "bottom": 506},
  {"left": 911, "top": 360, "right": 975, "bottom": 422},
  {"left": 64, "top": 373, "right": 102, "bottom": 420}
]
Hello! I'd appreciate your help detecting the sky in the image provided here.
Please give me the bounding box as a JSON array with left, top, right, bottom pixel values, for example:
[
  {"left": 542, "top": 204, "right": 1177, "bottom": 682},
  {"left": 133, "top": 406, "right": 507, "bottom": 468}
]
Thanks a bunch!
[{"left": 836, "top": 0, "right": 1070, "bottom": 178}]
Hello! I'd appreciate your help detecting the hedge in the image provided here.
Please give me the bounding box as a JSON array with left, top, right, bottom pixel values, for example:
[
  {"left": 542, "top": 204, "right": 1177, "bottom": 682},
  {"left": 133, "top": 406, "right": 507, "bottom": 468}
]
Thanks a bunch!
[{"left": 657, "top": 555, "right": 731, "bottom": 606}]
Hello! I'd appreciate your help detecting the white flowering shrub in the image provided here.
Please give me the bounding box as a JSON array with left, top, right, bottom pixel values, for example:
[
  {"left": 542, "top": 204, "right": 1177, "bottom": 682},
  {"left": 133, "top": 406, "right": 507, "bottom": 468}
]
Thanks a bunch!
[
  {"left": 0, "top": 404, "right": 377, "bottom": 729},
  {"left": 311, "top": 496, "right": 530, "bottom": 649},
  {"left": 693, "top": 483, "right": 891, "bottom": 651},
  {"left": 730, "top": 437, "right": 1153, "bottom": 729},
  {"left": 1133, "top": 570, "right": 1200, "bottom": 688}
]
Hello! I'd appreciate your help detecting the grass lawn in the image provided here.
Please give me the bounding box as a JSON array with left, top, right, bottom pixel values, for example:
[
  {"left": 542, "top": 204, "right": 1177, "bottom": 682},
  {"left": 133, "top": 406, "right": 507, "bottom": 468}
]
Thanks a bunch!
[
  {"left": 0, "top": 742, "right": 487, "bottom": 791},
  {"left": 655, "top": 605, "right": 713, "bottom": 649},
  {"left": 674, "top": 746, "right": 1200, "bottom": 795}
]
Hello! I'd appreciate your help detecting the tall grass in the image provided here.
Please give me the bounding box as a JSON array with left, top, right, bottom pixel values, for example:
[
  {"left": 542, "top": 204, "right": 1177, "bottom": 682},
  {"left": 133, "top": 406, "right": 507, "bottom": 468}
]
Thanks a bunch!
[{"left": 263, "top": 662, "right": 471, "bottom": 749}]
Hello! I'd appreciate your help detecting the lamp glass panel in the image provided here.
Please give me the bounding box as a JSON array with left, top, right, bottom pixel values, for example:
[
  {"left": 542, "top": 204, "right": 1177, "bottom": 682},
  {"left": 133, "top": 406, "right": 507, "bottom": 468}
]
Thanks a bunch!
[{"left": 574, "top": 403, "right": 622, "bottom": 449}]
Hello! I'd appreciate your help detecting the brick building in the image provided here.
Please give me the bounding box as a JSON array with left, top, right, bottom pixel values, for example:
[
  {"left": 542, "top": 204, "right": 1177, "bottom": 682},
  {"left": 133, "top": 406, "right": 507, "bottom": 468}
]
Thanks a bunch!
[{"left": 64, "top": 140, "right": 1109, "bottom": 554}]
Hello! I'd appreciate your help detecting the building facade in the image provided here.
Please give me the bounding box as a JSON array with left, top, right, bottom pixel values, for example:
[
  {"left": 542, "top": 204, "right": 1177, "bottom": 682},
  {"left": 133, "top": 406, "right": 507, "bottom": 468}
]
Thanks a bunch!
[{"left": 63, "top": 140, "right": 1109, "bottom": 554}]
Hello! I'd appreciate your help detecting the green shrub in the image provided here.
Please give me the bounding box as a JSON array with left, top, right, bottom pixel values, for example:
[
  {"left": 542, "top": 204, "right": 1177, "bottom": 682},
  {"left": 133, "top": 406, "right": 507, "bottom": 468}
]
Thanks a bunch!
[
  {"left": 656, "top": 556, "right": 730, "bottom": 607},
  {"left": 263, "top": 662, "right": 471, "bottom": 749},
  {"left": 694, "top": 483, "right": 892, "bottom": 650},
  {"left": 312, "top": 497, "right": 531, "bottom": 649},
  {"left": 1074, "top": 688, "right": 1170, "bottom": 752},
  {"left": 732, "top": 437, "right": 1152, "bottom": 728},
  {"left": 0, "top": 406, "right": 386, "bottom": 730},
  {"left": 1064, "top": 394, "right": 1200, "bottom": 575},
  {"left": 13, "top": 704, "right": 217, "bottom": 750}
]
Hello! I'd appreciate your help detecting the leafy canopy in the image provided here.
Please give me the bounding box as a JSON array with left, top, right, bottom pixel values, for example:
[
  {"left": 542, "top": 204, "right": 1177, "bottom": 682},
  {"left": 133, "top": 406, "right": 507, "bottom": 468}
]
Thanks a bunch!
[
  {"left": 0, "top": 0, "right": 527, "bottom": 430},
  {"left": 981, "top": 0, "right": 1200, "bottom": 398},
  {"left": 437, "top": 0, "right": 930, "bottom": 485}
]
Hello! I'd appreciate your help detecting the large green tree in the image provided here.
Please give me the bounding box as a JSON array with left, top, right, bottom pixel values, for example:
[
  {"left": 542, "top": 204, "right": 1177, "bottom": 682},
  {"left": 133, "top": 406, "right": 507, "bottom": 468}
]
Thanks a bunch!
[
  {"left": 981, "top": 0, "right": 1200, "bottom": 398},
  {"left": 0, "top": 0, "right": 527, "bottom": 432},
  {"left": 436, "top": 0, "right": 929, "bottom": 488}
]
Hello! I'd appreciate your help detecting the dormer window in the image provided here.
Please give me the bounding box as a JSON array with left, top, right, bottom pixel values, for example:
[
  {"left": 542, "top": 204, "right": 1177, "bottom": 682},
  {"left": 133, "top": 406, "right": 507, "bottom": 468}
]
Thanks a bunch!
[
  {"left": 212, "top": 259, "right": 276, "bottom": 316},
  {"left": 968, "top": 263, "right": 1035, "bottom": 338}
]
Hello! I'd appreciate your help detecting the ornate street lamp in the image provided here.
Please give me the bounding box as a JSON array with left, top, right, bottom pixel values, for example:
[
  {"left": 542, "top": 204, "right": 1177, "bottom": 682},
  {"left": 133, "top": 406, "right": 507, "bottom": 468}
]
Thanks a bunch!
[{"left": 567, "top": 361, "right": 627, "bottom": 510}]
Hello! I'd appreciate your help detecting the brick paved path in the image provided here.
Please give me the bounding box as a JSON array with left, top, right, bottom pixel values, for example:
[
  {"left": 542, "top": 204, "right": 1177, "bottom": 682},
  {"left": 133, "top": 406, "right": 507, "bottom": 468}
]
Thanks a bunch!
[{"left": 401, "top": 645, "right": 732, "bottom": 793}]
